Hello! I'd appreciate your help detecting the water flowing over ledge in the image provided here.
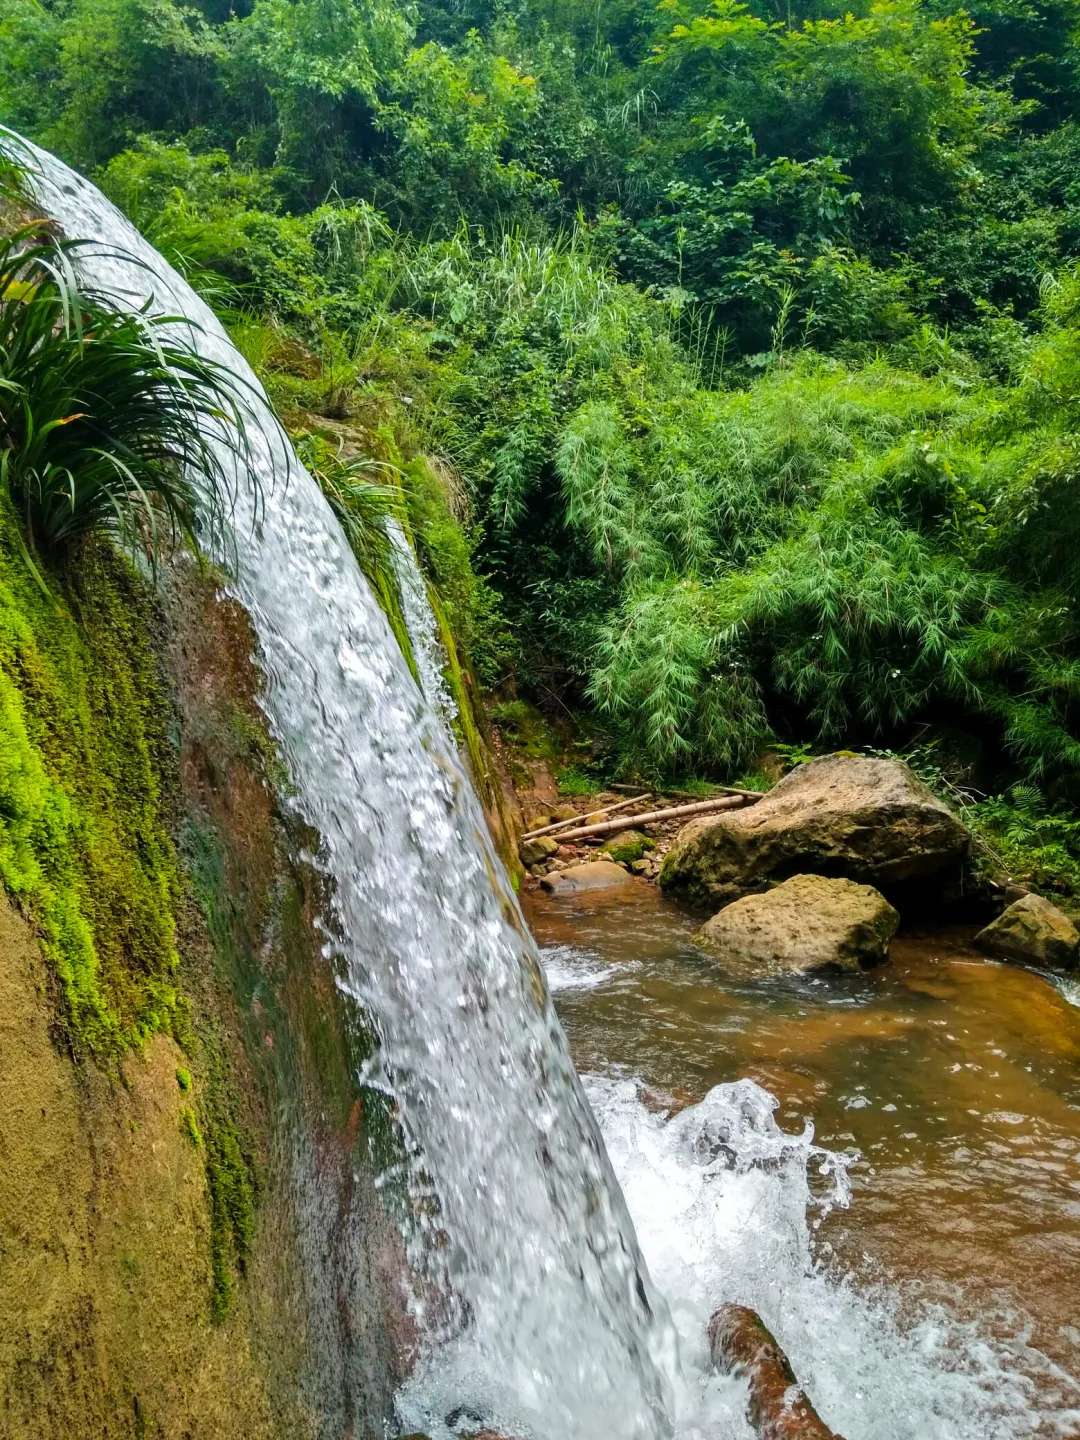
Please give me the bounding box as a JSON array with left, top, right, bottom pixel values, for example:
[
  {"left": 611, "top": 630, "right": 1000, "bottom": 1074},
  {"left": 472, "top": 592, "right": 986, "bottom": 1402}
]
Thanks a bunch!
[{"left": 3, "top": 133, "right": 676, "bottom": 1440}]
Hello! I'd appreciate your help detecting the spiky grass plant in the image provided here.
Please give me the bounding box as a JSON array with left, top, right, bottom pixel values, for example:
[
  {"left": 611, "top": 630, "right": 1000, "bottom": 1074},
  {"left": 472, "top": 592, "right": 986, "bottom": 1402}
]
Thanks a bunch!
[{"left": 0, "top": 220, "right": 248, "bottom": 582}]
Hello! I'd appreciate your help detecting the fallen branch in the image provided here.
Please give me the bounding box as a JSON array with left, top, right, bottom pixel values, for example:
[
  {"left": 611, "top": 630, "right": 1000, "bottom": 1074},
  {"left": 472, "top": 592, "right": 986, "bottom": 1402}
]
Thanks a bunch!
[
  {"left": 521, "top": 792, "right": 651, "bottom": 842},
  {"left": 610, "top": 781, "right": 766, "bottom": 802},
  {"left": 662, "top": 784, "right": 767, "bottom": 802},
  {"left": 709, "top": 1304, "right": 845, "bottom": 1440},
  {"left": 550, "top": 793, "right": 754, "bottom": 844}
]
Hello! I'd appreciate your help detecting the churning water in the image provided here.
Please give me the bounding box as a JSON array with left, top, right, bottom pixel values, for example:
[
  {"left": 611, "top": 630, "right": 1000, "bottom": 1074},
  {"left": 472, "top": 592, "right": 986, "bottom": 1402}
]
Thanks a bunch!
[
  {"left": 7, "top": 135, "right": 675, "bottom": 1440},
  {"left": 10, "top": 132, "right": 1079, "bottom": 1440}
]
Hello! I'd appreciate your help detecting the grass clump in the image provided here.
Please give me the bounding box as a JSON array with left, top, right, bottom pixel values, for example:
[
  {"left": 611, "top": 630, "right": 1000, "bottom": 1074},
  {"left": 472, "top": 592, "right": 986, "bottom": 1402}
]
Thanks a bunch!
[{"left": 0, "top": 220, "right": 249, "bottom": 582}]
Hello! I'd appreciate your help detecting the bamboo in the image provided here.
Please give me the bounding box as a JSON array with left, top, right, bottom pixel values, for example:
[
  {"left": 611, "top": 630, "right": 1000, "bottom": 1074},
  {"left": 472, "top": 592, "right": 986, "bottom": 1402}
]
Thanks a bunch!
[
  {"left": 662, "top": 785, "right": 767, "bottom": 802},
  {"left": 550, "top": 793, "right": 755, "bottom": 844},
  {"left": 521, "top": 792, "right": 652, "bottom": 842}
]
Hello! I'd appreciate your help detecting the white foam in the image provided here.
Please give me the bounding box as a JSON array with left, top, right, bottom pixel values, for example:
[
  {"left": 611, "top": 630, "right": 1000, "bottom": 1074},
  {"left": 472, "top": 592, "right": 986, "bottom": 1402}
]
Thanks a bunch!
[
  {"left": 587, "top": 1075, "right": 1080, "bottom": 1440},
  {"left": 541, "top": 943, "right": 636, "bottom": 993}
]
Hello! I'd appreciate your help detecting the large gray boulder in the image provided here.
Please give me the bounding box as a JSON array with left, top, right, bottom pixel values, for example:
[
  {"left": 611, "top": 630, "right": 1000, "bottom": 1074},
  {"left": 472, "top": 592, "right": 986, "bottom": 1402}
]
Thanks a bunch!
[
  {"left": 975, "top": 893, "right": 1079, "bottom": 970},
  {"left": 660, "top": 753, "right": 969, "bottom": 907},
  {"left": 694, "top": 874, "right": 899, "bottom": 978}
]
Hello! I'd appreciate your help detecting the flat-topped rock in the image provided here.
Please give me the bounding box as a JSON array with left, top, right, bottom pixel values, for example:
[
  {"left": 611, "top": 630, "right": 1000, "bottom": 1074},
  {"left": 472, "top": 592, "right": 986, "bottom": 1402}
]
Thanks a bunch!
[
  {"left": 976, "top": 893, "right": 1079, "bottom": 970},
  {"left": 695, "top": 873, "right": 898, "bottom": 978},
  {"left": 540, "top": 860, "right": 636, "bottom": 894},
  {"left": 660, "top": 753, "right": 969, "bottom": 907}
]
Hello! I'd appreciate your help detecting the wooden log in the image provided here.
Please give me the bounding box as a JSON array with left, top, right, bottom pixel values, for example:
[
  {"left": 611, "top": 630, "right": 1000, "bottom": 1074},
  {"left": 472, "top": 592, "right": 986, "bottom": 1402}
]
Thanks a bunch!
[
  {"left": 549, "top": 793, "right": 753, "bottom": 844},
  {"left": 708, "top": 1304, "right": 846, "bottom": 1440},
  {"left": 521, "top": 793, "right": 652, "bottom": 842},
  {"left": 611, "top": 781, "right": 766, "bottom": 802},
  {"left": 662, "top": 785, "right": 767, "bottom": 802}
]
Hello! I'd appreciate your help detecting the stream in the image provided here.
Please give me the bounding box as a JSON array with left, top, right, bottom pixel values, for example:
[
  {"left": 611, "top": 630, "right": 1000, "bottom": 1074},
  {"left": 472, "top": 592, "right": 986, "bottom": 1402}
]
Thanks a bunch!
[{"left": 525, "top": 879, "right": 1080, "bottom": 1439}]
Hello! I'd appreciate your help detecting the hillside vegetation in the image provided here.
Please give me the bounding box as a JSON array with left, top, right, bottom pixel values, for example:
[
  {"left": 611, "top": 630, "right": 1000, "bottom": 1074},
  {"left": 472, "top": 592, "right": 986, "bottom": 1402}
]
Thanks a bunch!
[{"left": 6, "top": 0, "right": 1080, "bottom": 832}]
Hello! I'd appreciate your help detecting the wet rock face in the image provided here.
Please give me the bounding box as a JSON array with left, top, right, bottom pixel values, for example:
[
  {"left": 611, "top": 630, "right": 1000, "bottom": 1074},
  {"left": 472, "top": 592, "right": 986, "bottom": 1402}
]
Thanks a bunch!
[
  {"left": 540, "top": 860, "right": 639, "bottom": 894},
  {"left": 975, "top": 893, "right": 1080, "bottom": 970},
  {"left": 709, "top": 1304, "right": 845, "bottom": 1440},
  {"left": 694, "top": 874, "right": 899, "bottom": 978},
  {"left": 660, "top": 753, "right": 969, "bottom": 907}
]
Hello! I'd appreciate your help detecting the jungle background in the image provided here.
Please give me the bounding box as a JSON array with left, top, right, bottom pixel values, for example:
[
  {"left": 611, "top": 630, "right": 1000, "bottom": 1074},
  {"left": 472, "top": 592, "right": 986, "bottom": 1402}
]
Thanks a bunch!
[{"left": 7, "top": 0, "right": 1080, "bottom": 884}]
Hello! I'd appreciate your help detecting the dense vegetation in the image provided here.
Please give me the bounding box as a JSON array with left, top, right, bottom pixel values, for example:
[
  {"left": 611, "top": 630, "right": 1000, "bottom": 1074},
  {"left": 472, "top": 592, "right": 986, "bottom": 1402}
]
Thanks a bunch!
[{"left": 7, "top": 0, "right": 1080, "bottom": 829}]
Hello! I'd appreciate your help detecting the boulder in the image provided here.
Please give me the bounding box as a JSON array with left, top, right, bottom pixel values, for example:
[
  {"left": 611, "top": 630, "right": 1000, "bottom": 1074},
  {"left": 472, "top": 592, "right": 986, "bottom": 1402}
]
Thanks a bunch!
[
  {"left": 975, "top": 893, "right": 1080, "bottom": 970},
  {"left": 709, "top": 1304, "right": 845, "bottom": 1440},
  {"left": 695, "top": 874, "right": 898, "bottom": 978},
  {"left": 540, "top": 861, "right": 637, "bottom": 894},
  {"left": 519, "top": 834, "right": 560, "bottom": 867},
  {"left": 551, "top": 803, "right": 579, "bottom": 822},
  {"left": 660, "top": 753, "right": 968, "bottom": 906},
  {"left": 601, "top": 828, "right": 655, "bottom": 865}
]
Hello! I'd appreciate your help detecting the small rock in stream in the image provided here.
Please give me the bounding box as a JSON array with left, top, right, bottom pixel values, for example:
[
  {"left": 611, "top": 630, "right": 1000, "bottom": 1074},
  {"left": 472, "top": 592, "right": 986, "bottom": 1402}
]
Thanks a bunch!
[
  {"left": 540, "top": 860, "right": 638, "bottom": 893},
  {"left": 519, "top": 834, "right": 560, "bottom": 867},
  {"left": 709, "top": 1303, "right": 846, "bottom": 1440},
  {"left": 975, "top": 892, "right": 1080, "bottom": 970}
]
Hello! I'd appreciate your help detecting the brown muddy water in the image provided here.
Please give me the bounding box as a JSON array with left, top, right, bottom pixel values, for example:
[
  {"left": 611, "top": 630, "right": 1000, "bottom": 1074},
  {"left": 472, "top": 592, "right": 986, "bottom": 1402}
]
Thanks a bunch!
[{"left": 523, "top": 880, "right": 1080, "bottom": 1400}]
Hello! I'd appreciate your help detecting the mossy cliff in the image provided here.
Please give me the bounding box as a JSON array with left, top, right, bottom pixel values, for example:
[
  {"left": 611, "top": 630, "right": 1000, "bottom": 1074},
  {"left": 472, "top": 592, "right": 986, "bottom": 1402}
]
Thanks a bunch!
[{"left": 0, "top": 499, "right": 415, "bottom": 1439}]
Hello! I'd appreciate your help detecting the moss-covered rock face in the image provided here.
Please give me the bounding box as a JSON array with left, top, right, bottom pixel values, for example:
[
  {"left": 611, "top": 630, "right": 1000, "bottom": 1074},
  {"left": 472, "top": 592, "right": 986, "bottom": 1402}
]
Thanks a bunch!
[
  {"left": 0, "top": 528, "right": 413, "bottom": 1438},
  {"left": 0, "top": 498, "right": 181, "bottom": 1057}
]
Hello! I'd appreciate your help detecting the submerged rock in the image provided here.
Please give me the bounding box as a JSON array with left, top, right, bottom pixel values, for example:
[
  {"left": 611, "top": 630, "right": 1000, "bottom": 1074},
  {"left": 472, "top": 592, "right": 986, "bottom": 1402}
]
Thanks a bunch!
[
  {"left": 540, "top": 860, "right": 638, "bottom": 894},
  {"left": 975, "top": 893, "right": 1080, "bottom": 970},
  {"left": 709, "top": 1303, "right": 846, "bottom": 1440},
  {"left": 695, "top": 874, "right": 899, "bottom": 978},
  {"left": 660, "top": 753, "right": 969, "bottom": 907}
]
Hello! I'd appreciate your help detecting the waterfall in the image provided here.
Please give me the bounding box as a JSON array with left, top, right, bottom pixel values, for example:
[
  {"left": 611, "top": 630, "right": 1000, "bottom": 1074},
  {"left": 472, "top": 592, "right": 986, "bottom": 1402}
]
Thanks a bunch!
[
  {"left": 387, "top": 518, "right": 458, "bottom": 731},
  {"left": 5, "top": 137, "right": 677, "bottom": 1440}
]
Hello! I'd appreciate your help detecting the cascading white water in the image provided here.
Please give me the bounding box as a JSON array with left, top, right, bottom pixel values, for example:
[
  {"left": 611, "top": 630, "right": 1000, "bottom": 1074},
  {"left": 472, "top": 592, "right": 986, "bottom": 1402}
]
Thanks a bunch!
[
  {"left": 6, "top": 137, "right": 679, "bottom": 1440},
  {"left": 387, "top": 518, "right": 458, "bottom": 730}
]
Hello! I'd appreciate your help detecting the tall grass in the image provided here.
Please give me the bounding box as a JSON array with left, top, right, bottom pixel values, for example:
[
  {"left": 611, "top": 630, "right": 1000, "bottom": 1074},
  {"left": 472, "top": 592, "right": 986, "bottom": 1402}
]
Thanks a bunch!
[{"left": 0, "top": 221, "right": 249, "bottom": 581}]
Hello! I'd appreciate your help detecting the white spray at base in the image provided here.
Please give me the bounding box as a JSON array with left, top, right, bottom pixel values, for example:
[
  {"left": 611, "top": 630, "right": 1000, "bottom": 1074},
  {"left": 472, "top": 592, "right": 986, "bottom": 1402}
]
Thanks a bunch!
[
  {"left": 8, "top": 135, "right": 676, "bottom": 1440},
  {"left": 586, "top": 1074, "right": 1080, "bottom": 1440}
]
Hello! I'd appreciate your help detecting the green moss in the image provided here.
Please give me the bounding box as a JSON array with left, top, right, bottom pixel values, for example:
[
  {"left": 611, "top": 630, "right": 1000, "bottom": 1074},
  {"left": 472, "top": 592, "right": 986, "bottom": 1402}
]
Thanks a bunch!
[
  {"left": 0, "top": 496, "right": 180, "bottom": 1058},
  {"left": 603, "top": 836, "right": 655, "bottom": 865},
  {"left": 176, "top": 1067, "right": 192, "bottom": 1092},
  {"left": 205, "top": 1113, "right": 256, "bottom": 1321},
  {"left": 179, "top": 1105, "right": 203, "bottom": 1146}
]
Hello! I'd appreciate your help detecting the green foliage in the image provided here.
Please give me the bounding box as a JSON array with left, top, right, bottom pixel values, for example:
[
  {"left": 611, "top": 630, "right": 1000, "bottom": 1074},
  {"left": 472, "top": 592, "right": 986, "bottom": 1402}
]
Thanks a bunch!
[
  {"left": 205, "top": 1108, "right": 256, "bottom": 1321},
  {"left": 967, "top": 787, "right": 1080, "bottom": 898},
  {"left": 0, "top": 220, "right": 248, "bottom": 575},
  {"left": 14, "top": 0, "right": 1080, "bottom": 800}
]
